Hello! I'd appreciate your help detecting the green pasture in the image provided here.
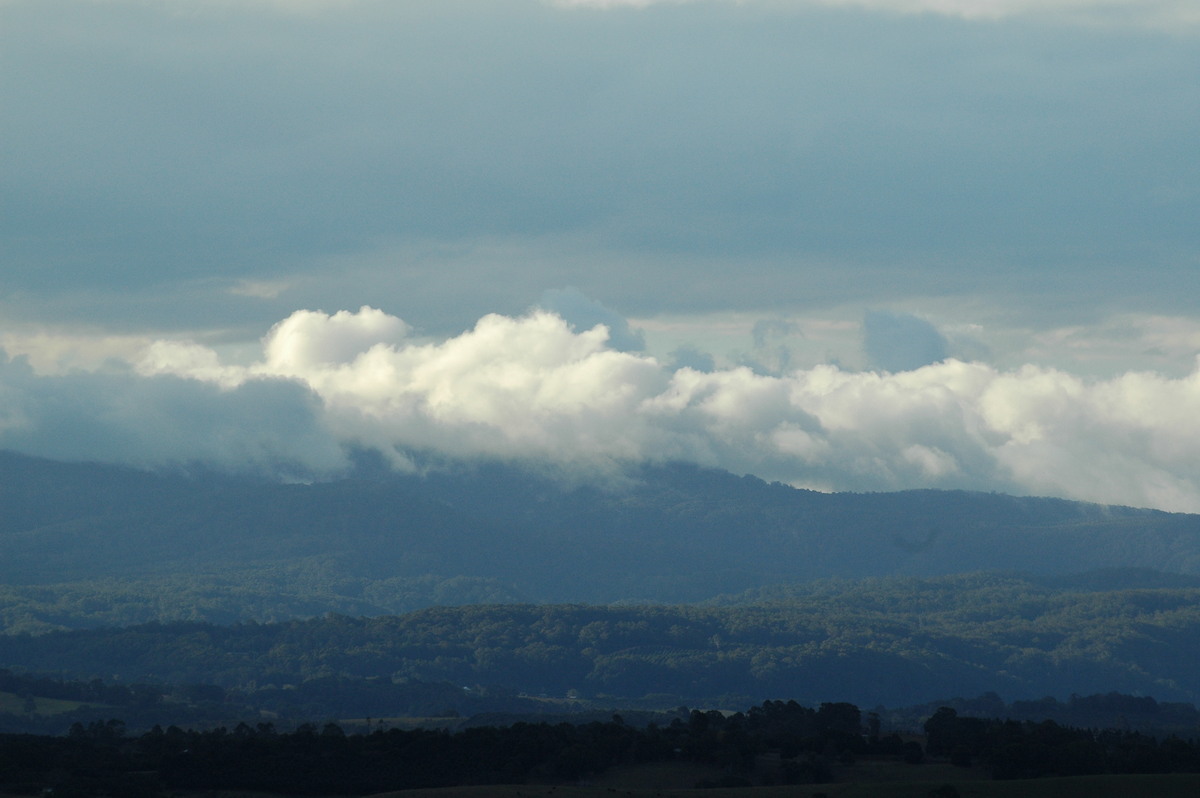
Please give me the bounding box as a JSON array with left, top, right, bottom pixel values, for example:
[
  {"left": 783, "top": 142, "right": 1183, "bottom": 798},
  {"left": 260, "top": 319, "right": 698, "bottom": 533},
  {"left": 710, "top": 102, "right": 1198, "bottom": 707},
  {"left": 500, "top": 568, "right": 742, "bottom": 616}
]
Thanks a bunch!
[
  {"left": 366, "top": 774, "right": 1200, "bottom": 798},
  {"left": 0, "top": 689, "right": 99, "bottom": 716}
]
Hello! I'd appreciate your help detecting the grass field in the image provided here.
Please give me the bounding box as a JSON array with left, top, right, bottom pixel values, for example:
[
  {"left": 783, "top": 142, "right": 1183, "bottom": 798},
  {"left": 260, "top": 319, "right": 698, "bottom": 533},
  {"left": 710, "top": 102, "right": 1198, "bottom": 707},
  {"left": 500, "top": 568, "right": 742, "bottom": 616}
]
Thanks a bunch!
[
  {"left": 340, "top": 716, "right": 468, "bottom": 732},
  {"left": 3, "top": 772, "right": 1197, "bottom": 798},
  {"left": 364, "top": 773, "right": 1200, "bottom": 798},
  {"left": 0, "top": 689, "right": 101, "bottom": 715}
]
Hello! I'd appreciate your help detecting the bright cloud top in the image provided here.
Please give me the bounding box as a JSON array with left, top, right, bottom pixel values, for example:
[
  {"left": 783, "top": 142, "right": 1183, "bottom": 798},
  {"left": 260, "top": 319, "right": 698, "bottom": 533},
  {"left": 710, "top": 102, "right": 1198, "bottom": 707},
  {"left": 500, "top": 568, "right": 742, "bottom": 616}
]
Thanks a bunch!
[{"left": 0, "top": 306, "right": 1160, "bottom": 513}]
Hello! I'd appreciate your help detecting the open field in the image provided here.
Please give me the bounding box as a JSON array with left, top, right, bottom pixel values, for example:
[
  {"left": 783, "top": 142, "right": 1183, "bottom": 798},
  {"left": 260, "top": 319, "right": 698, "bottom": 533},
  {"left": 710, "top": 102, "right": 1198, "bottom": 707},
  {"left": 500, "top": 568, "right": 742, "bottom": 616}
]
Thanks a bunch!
[
  {"left": 0, "top": 689, "right": 102, "bottom": 716},
  {"left": 366, "top": 774, "right": 1200, "bottom": 798},
  {"left": 340, "top": 716, "right": 467, "bottom": 732},
  {"left": 3, "top": 766, "right": 1198, "bottom": 798}
]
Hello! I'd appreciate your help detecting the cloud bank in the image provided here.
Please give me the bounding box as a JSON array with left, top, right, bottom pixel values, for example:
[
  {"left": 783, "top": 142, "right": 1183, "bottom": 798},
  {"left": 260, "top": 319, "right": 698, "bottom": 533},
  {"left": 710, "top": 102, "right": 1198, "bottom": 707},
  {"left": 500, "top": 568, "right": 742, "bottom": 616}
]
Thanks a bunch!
[{"left": 5, "top": 306, "right": 1200, "bottom": 513}]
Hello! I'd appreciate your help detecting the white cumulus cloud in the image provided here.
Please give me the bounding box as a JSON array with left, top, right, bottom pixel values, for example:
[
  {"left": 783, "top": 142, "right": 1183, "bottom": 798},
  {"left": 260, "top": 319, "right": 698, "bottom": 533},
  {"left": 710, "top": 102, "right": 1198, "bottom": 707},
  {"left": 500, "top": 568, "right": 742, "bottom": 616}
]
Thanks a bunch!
[{"left": 108, "top": 306, "right": 1200, "bottom": 512}]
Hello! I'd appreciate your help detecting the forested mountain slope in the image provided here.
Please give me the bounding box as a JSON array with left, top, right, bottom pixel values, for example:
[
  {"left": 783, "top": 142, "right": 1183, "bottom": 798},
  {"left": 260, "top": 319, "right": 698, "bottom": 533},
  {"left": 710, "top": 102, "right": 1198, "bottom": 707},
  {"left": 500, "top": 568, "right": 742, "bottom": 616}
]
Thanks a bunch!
[
  {"left": 3, "top": 450, "right": 1200, "bottom": 631},
  {"left": 5, "top": 573, "right": 1200, "bottom": 708}
]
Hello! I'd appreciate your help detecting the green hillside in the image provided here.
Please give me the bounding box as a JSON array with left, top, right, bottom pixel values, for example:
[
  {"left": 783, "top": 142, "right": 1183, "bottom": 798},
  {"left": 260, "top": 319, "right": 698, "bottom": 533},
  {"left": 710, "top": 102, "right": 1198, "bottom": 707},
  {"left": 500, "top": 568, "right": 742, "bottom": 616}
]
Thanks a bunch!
[
  {"left": 6, "top": 574, "right": 1200, "bottom": 708},
  {"left": 3, "top": 451, "right": 1200, "bottom": 632}
]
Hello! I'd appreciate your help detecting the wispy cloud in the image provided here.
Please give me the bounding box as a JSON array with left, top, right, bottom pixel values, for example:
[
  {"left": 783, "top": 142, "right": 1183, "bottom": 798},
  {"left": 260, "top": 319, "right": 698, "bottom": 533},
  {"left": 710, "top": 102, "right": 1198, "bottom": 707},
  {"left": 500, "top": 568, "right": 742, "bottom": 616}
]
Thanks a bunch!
[
  {"left": 552, "top": 0, "right": 1200, "bottom": 28},
  {"left": 228, "top": 280, "right": 292, "bottom": 300},
  {"left": 0, "top": 330, "right": 153, "bottom": 375},
  {"left": 15, "top": 0, "right": 1196, "bottom": 28}
]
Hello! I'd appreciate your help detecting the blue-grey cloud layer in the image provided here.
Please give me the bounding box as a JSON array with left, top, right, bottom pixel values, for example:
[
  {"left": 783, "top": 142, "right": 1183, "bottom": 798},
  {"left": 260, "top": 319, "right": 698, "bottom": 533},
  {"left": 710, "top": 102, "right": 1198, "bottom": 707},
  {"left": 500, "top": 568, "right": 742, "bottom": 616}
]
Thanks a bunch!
[
  {"left": 2, "top": 0, "right": 1197, "bottom": 334},
  {"left": 864, "top": 310, "right": 948, "bottom": 372}
]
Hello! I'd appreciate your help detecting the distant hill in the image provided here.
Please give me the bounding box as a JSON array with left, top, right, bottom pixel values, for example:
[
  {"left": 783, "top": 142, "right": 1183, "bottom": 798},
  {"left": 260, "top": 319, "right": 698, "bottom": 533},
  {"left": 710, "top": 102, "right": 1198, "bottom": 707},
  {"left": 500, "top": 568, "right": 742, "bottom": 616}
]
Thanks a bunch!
[
  {"left": 6, "top": 574, "right": 1200, "bottom": 708},
  {"left": 3, "top": 450, "right": 1200, "bottom": 631}
]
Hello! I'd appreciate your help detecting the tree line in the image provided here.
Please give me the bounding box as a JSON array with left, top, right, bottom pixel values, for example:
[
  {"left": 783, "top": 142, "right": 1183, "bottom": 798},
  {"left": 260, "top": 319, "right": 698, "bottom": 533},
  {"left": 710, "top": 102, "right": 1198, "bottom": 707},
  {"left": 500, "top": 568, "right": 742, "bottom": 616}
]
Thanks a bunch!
[
  {"left": 7, "top": 578, "right": 1200, "bottom": 709},
  {"left": 4, "top": 698, "right": 1200, "bottom": 797}
]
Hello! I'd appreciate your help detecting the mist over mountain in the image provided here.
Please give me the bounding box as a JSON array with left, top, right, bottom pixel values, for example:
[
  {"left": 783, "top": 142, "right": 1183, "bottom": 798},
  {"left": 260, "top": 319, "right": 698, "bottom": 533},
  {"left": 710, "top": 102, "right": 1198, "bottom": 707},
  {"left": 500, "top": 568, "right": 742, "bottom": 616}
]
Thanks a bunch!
[{"left": 3, "top": 450, "right": 1200, "bottom": 634}]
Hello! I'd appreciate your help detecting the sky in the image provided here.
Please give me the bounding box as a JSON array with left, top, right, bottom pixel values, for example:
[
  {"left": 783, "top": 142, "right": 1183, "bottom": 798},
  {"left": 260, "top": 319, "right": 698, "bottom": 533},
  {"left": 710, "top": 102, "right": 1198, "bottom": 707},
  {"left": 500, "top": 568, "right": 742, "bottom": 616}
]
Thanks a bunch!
[{"left": 2, "top": 0, "right": 1200, "bottom": 511}]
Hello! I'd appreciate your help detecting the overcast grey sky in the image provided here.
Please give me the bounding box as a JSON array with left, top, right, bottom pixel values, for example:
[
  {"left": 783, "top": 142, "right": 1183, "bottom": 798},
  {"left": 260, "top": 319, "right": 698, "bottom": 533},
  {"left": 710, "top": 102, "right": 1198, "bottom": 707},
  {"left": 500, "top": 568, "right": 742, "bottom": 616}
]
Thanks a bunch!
[{"left": 3, "top": 0, "right": 1200, "bottom": 510}]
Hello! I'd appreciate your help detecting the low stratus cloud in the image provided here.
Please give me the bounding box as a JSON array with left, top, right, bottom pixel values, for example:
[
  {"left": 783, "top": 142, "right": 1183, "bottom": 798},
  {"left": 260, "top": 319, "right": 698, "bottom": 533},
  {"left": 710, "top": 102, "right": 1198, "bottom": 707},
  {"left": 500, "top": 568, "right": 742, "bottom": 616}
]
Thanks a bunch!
[
  {"left": 4, "top": 305, "right": 1192, "bottom": 511},
  {"left": 0, "top": 353, "right": 345, "bottom": 479}
]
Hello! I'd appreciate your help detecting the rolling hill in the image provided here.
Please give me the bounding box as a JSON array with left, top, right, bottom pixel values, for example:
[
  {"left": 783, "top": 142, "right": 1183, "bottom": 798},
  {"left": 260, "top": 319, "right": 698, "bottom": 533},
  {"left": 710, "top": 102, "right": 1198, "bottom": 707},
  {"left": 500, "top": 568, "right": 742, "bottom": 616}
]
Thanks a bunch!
[{"left": 2, "top": 450, "right": 1200, "bottom": 633}]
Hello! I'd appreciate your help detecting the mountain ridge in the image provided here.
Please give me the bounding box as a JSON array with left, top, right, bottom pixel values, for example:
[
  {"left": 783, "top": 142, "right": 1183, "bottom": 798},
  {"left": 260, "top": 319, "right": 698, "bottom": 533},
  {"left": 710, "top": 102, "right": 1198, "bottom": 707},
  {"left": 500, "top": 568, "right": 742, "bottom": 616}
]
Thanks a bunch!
[{"left": 2, "top": 449, "right": 1199, "bottom": 629}]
